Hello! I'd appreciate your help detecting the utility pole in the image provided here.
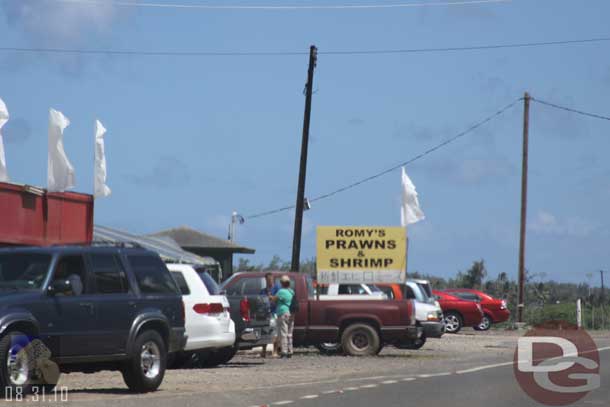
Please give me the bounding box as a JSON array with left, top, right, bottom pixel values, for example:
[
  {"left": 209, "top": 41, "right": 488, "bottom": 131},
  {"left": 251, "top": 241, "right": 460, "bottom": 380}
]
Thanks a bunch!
[
  {"left": 601, "top": 270, "right": 606, "bottom": 304},
  {"left": 517, "top": 92, "right": 530, "bottom": 324},
  {"left": 291, "top": 45, "right": 318, "bottom": 272}
]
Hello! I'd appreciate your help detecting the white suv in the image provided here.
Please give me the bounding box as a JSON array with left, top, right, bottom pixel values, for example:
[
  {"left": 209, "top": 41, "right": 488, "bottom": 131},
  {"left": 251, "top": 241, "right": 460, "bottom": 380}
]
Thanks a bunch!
[{"left": 168, "top": 263, "right": 236, "bottom": 367}]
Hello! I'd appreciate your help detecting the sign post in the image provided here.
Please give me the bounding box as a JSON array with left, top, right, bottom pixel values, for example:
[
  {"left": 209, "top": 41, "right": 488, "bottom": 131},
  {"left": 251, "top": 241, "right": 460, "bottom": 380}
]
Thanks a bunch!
[{"left": 316, "top": 226, "right": 407, "bottom": 285}]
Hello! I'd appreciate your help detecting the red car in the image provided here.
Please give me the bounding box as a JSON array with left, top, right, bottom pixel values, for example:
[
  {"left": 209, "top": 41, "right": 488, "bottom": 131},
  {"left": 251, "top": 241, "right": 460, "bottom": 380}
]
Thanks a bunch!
[
  {"left": 444, "top": 288, "right": 510, "bottom": 331},
  {"left": 432, "top": 290, "right": 484, "bottom": 334}
]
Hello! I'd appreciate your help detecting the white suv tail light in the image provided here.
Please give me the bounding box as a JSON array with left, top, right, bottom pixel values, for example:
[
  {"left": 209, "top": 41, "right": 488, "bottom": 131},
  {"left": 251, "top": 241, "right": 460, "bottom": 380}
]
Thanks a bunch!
[{"left": 193, "top": 303, "right": 224, "bottom": 314}]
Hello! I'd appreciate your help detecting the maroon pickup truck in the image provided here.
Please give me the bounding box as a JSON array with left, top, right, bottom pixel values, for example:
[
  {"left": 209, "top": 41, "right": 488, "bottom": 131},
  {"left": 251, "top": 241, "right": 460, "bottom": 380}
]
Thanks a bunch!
[{"left": 221, "top": 271, "right": 422, "bottom": 356}]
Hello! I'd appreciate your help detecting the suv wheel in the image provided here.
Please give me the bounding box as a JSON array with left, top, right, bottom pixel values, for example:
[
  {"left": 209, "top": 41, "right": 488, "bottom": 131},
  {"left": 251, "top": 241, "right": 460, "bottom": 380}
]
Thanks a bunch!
[
  {"left": 444, "top": 312, "right": 463, "bottom": 334},
  {"left": 0, "top": 331, "right": 33, "bottom": 393},
  {"left": 341, "top": 324, "right": 380, "bottom": 356},
  {"left": 122, "top": 330, "right": 166, "bottom": 393}
]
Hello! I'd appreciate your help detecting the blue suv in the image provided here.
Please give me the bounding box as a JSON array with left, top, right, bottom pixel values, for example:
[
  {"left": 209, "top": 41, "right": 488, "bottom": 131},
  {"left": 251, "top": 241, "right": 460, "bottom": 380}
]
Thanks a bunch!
[{"left": 0, "top": 244, "right": 186, "bottom": 393}]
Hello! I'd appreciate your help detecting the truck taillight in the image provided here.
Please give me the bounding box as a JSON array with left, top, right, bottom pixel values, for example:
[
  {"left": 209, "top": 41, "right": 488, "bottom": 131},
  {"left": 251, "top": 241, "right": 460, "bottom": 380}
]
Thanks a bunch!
[
  {"left": 240, "top": 298, "right": 251, "bottom": 322},
  {"left": 409, "top": 300, "right": 416, "bottom": 326},
  {"left": 193, "top": 303, "right": 224, "bottom": 314}
]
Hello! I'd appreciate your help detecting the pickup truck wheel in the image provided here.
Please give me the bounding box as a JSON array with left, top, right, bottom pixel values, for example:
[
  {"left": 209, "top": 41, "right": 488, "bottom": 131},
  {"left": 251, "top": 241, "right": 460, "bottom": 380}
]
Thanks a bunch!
[
  {"left": 122, "top": 330, "right": 166, "bottom": 393},
  {"left": 443, "top": 312, "right": 463, "bottom": 334},
  {"left": 341, "top": 324, "right": 380, "bottom": 356},
  {"left": 0, "top": 331, "right": 34, "bottom": 393},
  {"left": 316, "top": 343, "right": 342, "bottom": 355}
]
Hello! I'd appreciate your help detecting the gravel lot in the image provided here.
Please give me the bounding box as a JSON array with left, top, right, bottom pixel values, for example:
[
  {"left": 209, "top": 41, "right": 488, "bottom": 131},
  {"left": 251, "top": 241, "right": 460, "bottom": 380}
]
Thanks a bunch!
[
  {"left": 20, "top": 329, "right": 610, "bottom": 403},
  {"left": 50, "top": 330, "right": 518, "bottom": 400}
]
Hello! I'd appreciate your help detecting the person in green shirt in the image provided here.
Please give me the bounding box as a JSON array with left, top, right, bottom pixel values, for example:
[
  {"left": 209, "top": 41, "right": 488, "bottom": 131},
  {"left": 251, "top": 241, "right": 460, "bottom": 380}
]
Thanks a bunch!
[{"left": 269, "top": 275, "right": 294, "bottom": 358}]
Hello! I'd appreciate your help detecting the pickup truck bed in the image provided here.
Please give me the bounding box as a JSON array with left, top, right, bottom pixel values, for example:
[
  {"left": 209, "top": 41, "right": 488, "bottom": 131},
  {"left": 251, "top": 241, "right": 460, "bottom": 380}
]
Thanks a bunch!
[{"left": 222, "top": 272, "right": 421, "bottom": 356}]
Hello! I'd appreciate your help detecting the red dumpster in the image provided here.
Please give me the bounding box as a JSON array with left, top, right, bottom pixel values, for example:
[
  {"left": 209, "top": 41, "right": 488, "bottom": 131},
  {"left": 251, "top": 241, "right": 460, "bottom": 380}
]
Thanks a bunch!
[{"left": 0, "top": 182, "right": 94, "bottom": 246}]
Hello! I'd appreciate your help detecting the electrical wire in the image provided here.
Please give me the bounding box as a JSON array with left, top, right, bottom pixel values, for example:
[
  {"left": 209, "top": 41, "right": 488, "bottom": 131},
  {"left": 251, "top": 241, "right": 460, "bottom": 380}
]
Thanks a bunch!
[
  {"left": 531, "top": 97, "right": 610, "bottom": 122},
  {"left": 246, "top": 97, "right": 522, "bottom": 219},
  {"left": 2, "top": 37, "right": 609, "bottom": 57},
  {"left": 32, "top": 0, "right": 511, "bottom": 11}
]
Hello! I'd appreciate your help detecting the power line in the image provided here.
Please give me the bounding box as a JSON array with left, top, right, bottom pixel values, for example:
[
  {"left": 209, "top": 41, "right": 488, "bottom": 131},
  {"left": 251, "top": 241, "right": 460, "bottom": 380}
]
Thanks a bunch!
[
  {"left": 2, "top": 37, "right": 610, "bottom": 57},
  {"left": 246, "top": 97, "right": 522, "bottom": 219},
  {"left": 35, "top": 0, "right": 511, "bottom": 11},
  {"left": 531, "top": 97, "right": 610, "bottom": 122}
]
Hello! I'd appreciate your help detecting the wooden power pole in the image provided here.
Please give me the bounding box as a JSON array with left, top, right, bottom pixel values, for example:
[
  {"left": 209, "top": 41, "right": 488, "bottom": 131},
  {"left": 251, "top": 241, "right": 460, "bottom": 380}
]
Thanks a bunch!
[
  {"left": 601, "top": 270, "right": 606, "bottom": 304},
  {"left": 517, "top": 92, "right": 531, "bottom": 323},
  {"left": 291, "top": 45, "right": 318, "bottom": 272}
]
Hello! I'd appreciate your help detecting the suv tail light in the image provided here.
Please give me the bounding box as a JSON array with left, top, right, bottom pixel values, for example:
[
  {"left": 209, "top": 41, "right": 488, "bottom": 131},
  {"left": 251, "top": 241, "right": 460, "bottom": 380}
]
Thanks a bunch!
[
  {"left": 193, "top": 303, "right": 225, "bottom": 314},
  {"left": 181, "top": 300, "right": 186, "bottom": 322},
  {"left": 240, "top": 298, "right": 251, "bottom": 322},
  {"left": 500, "top": 300, "right": 507, "bottom": 310}
]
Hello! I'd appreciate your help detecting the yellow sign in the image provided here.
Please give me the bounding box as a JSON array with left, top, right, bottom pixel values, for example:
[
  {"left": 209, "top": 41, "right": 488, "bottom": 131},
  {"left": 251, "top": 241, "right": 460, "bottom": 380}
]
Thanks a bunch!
[{"left": 316, "top": 226, "right": 407, "bottom": 284}]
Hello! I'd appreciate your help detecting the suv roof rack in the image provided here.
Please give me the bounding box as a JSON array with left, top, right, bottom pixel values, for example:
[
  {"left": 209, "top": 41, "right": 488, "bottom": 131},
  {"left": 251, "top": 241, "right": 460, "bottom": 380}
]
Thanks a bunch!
[{"left": 50, "top": 241, "right": 143, "bottom": 249}]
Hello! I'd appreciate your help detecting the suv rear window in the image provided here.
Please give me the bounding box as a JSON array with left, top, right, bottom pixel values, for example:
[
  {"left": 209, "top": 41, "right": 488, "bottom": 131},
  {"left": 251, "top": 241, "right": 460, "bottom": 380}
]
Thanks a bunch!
[
  {"left": 171, "top": 271, "right": 190, "bottom": 295},
  {"left": 128, "top": 255, "right": 179, "bottom": 295},
  {"left": 196, "top": 269, "right": 220, "bottom": 295},
  {"left": 90, "top": 254, "right": 129, "bottom": 294}
]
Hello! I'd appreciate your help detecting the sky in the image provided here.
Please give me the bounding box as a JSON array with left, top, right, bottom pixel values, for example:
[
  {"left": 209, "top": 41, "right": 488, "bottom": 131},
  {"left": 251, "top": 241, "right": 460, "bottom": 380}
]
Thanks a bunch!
[{"left": 1, "top": 0, "right": 609, "bottom": 285}]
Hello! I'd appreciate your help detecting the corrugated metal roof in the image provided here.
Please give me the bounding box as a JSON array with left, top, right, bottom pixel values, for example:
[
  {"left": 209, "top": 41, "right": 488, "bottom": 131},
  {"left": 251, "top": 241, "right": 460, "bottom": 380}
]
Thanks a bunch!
[
  {"left": 94, "top": 225, "right": 217, "bottom": 266},
  {"left": 150, "top": 226, "right": 255, "bottom": 253}
]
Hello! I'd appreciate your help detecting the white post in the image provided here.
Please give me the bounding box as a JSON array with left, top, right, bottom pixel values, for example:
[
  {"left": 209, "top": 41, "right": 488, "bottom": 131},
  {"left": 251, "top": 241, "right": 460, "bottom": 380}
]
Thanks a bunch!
[
  {"left": 229, "top": 211, "right": 237, "bottom": 242},
  {"left": 576, "top": 298, "right": 582, "bottom": 329}
]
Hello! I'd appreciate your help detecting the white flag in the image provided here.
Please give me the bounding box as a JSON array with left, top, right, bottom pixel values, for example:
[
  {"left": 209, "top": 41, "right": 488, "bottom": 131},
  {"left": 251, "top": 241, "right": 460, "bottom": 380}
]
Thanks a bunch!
[
  {"left": 94, "top": 119, "right": 111, "bottom": 198},
  {"left": 401, "top": 167, "right": 425, "bottom": 226},
  {"left": 48, "top": 108, "right": 75, "bottom": 192},
  {"left": 0, "top": 98, "right": 9, "bottom": 182}
]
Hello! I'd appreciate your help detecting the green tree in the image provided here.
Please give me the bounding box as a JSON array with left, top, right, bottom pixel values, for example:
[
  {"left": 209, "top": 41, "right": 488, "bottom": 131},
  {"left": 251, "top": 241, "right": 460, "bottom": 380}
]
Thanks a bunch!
[{"left": 460, "top": 260, "right": 487, "bottom": 289}]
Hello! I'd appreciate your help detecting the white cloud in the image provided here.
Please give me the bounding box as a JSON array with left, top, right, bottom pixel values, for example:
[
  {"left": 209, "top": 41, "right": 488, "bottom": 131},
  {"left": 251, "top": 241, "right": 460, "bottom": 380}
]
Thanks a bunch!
[
  {"left": 2, "top": 0, "right": 129, "bottom": 45},
  {"left": 530, "top": 210, "right": 596, "bottom": 238}
]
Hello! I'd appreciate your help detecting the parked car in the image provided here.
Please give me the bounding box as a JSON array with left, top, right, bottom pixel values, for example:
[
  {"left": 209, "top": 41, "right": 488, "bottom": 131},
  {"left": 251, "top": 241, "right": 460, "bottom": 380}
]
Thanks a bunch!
[
  {"left": 0, "top": 244, "right": 186, "bottom": 393},
  {"left": 167, "top": 264, "right": 235, "bottom": 367},
  {"left": 219, "top": 273, "right": 274, "bottom": 354},
  {"left": 444, "top": 288, "right": 510, "bottom": 330},
  {"left": 433, "top": 290, "right": 484, "bottom": 334},
  {"left": 376, "top": 281, "right": 444, "bottom": 349},
  {"left": 222, "top": 272, "right": 422, "bottom": 356},
  {"left": 317, "top": 283, "right": 388, "bottom": 300}
]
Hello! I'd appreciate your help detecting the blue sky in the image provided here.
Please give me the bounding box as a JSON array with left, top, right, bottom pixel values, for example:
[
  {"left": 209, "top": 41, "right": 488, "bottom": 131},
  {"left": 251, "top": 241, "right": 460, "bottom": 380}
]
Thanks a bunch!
[{"left": 1, "top": 0, "right": 609, "bottom": 284}]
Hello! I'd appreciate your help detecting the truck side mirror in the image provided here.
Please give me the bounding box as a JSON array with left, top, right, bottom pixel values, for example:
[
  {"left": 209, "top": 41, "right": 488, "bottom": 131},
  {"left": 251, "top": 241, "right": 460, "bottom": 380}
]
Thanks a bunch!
[{"left": 47, "top": 279, "right": 72, "bottom": 296}]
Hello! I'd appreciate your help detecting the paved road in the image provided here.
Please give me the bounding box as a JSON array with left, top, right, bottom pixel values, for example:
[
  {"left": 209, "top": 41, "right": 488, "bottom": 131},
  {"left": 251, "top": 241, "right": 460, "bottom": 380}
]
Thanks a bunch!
[
  {"left": 18, "top": 336, "right": 610, "bottom": 407},
  {"left": 233, "top": 342, "right": 610, "bottom": 407}
]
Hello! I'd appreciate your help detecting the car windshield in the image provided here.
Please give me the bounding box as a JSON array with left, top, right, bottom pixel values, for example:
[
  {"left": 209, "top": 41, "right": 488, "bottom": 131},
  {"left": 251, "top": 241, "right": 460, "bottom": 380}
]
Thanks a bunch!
[
  {"left": 0, "top": 253, "right": 51, "bottom": 291},
  {"left": 407, "top": 283, "right": 426, "bottom": 303},
  {"left": 416, "top": 282, "right": 435, "bottom": 304}
]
